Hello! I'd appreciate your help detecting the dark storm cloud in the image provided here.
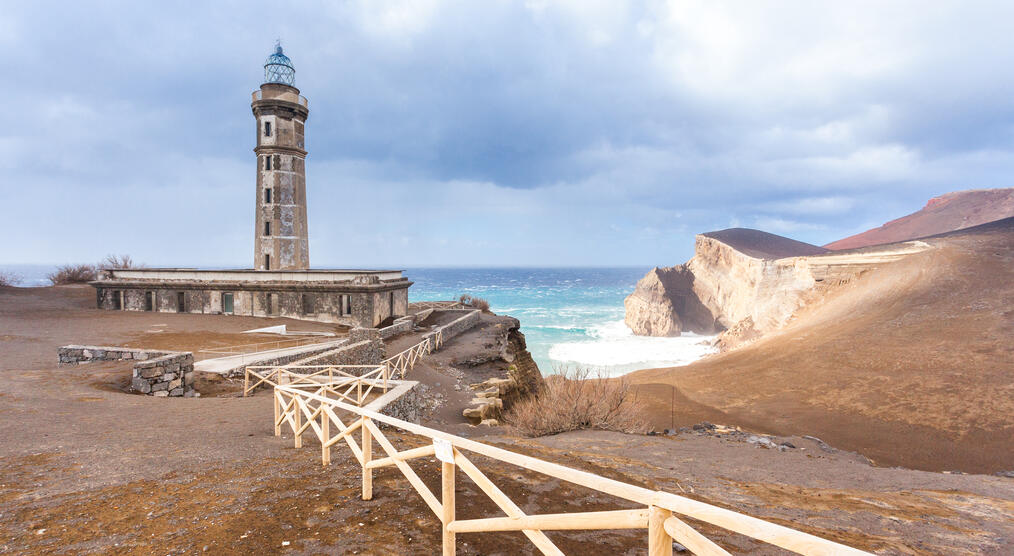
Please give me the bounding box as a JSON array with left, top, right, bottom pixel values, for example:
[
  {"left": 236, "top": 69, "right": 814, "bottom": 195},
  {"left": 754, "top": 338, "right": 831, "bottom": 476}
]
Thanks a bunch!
[{"left": 2, "top": 1, "right": 1013, "bottom": 267}]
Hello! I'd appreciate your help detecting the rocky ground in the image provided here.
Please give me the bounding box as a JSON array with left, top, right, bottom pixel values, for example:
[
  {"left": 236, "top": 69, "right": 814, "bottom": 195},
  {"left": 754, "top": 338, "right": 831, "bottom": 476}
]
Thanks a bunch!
[{"left": 1, "top": 286, "right": 1012, "bottom": 553}]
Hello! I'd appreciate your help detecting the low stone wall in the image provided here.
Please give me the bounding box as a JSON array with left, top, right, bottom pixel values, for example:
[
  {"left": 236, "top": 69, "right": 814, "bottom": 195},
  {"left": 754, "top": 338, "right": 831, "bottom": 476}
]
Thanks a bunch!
[
  {"left": 223, "top": 340, "right": 347, "bottom": 378},
  {"left": 379, "top": 383, "right": 421, "bottom": 423},
  {"left": 423, "top": 309, "right": 481, "bottom": 345},
  {"left": 378, "top": 315, "right": 415, "bottom": 339},
  {"left": 58, "top": 345, "right": 195, "bottom": 397},
  {"left": 230, "top": 328, "right": 385, "bottom": 377}
]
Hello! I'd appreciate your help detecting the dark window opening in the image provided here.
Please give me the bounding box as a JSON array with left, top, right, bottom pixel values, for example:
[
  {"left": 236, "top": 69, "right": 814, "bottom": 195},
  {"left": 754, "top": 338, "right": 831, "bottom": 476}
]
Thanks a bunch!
[
  {"left": 264, "top": 121, "right": 272, "bottom": 137},
  {"left": 112, "top": 291, "right": 122, "bottom": 310},
  {"left": 265, "top": 188, "right": 271, "bottom": 203},
  {"left": 265, "top": 156, "right": 272, "bottom": 171},
  {"left": 264, "top": 221, "right": 271, "bottom": 236},
  {"left": 177, "top": 292, "right": 185, "bottom": 313},
  {"left": 264, "top": 254, "right": 270, "bottom": 270},
  {"left": 144, "top": 291, "right": 153, "bottom": 311}
]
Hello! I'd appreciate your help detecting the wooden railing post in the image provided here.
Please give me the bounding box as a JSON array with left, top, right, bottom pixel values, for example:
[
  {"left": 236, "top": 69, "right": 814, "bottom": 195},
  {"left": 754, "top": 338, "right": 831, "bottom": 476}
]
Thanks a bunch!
[
  {"left": 649, "top": 505, "right": 673, "bottom": 556},
  {"left": 273, "top": 391, "right": 281, "bottom": 436},
  {"left": 294, "top": 399, "right": 303, "bottom": 449},
  {"left": 243, "top": 371, "right": 249, "bottom": 397},
  {"left": 321, "top": 405, "right": 331, "bottom": 466},
  {"left": 442, "top": 459, "right": 456, "bottom": 556},
  {"left": 362, "top": 417, "right": 373, "bottom": 500}
]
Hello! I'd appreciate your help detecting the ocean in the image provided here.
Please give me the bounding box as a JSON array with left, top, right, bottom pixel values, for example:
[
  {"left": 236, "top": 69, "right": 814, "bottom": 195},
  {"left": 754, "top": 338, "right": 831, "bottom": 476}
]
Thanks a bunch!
[{"left": 2, "top": 265, "right": 716, "bottom": 376}]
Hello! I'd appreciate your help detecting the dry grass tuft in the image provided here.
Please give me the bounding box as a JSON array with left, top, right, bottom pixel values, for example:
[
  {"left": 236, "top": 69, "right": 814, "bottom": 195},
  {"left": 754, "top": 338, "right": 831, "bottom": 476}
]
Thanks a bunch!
[
  {"left": 504, "top": 368, "right": 647, "bottom": 437},
  {"left": 458, "top": 294, "right": 491, "bottom": 312},
  {"left": 0, "top": 271, "right": 22, "bottom": 287},
  {"left": 47, "top": 264, "right": 96, "bottom": 285}
]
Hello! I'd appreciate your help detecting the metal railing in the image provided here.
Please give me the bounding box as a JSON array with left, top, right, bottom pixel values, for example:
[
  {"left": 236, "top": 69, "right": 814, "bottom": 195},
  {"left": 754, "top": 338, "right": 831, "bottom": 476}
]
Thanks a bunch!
[{"left": 272, "top": 382, "right": 871, "bottom": 556}]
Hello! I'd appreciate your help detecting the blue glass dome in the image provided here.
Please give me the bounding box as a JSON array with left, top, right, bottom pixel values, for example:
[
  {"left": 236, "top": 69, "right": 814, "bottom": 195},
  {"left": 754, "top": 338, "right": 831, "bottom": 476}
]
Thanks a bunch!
[{"left": 264, "top": 43, "right": 295, "bottom": 86}]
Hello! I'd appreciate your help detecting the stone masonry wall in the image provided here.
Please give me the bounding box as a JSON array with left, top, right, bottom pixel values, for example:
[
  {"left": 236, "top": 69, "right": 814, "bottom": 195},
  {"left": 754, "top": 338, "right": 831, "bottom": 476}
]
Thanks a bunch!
[
  {"left": 378, "top": 315, "right": 415, "bottom": 339},
  {"left": 58, "top": 345, "right": 195, "bottom": 397},
  {"left": 379, "top": 383, "right": 421, "bottom": 424},
  {"left": 422, "top": 310, "right": 481, "bottom": 345}
]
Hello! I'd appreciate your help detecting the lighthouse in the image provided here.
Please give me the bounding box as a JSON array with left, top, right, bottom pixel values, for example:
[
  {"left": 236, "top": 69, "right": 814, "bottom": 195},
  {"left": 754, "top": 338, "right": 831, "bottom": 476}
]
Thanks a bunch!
[{"left": 251, "top": 43, "right": 310, "bottom": 271}]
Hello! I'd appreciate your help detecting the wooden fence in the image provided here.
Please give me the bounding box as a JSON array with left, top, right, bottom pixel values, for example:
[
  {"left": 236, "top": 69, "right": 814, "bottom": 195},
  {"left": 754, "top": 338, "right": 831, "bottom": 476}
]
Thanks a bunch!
[
  {"left": 384, "top": 329, "right": 442, "bottom": 380},
  {"left": 244, "top": 364, "right": 388, "bottom": 402},
  {"left": 410, "top": 301, "right": 467, "bottom": 310},
  {"left": 272, "top": 382, "right": 870, "bottom": 556},
  {"left": 244, "top": 329, "right": 441, "bottom": 397}
]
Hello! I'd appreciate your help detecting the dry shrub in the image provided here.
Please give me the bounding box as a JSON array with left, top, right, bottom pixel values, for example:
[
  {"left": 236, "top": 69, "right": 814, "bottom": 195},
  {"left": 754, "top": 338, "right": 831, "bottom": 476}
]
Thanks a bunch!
[
  {"left": 505, "top": 368, "right": 647, "bottom": 437},
  {"left": 0, "top": 271, "right": 22, "bottom": 287},
  {"left": 47, "top": 264, "right": 96, "bottom": 285},
  {"left": 100, "top": 254, "right": 142, "bottom": 269},
  {"left": 458, "top": 294, "right": 491, "bottom": 312}
]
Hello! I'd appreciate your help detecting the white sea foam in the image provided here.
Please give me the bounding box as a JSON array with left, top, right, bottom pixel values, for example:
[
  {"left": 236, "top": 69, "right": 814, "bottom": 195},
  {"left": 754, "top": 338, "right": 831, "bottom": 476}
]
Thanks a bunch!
[{"left": 547, "top": 320, "right": 717, "bottom": 376}]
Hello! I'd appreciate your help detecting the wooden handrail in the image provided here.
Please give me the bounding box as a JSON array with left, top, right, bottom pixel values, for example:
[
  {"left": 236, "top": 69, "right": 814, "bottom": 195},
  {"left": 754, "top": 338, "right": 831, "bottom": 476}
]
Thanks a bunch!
[{"left": 272, "top": 384, "right": 871, "bottom": 555}]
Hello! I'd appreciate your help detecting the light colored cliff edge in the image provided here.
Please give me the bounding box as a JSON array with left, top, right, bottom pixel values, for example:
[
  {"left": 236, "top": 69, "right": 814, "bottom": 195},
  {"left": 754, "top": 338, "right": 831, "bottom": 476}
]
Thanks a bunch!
[{"left": 624, "top": 228, "right": 930, "bottom": 349}]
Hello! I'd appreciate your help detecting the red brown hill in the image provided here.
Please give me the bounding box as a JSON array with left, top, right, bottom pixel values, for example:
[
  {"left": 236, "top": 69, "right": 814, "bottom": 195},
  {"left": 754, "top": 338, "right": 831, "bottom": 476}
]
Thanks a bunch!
[
  {"left": 628, "top": 217, "right": 1014, "bottom": 473},
  {"left": 825, "top": 187, "right": 1014, "bottom": 250}
]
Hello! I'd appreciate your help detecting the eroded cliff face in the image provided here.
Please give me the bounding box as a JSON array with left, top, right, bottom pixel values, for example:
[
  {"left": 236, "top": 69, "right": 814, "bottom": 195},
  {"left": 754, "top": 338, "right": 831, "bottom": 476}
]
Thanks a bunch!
[
  {"left": 625, "top": 229, "right": 932, "bottom": 349},
  {"left": 625, "top": 236, "right": 816, "bottom": 341}
]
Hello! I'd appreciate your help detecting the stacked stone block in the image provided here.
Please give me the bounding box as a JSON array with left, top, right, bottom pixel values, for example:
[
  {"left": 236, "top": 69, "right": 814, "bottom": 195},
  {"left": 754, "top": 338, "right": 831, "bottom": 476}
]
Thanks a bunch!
[{"left": 58, "top": 345, "right": 196, "bottom": 397}]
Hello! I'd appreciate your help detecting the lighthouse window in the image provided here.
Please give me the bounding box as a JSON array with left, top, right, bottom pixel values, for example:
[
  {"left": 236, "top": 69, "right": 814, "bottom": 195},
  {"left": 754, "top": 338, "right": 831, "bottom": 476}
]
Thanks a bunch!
[
  {"left": 264, "top": 121, "right": 272, "bottom": 137},
  {"left": 265, "top": 188, "right": 272, "bottom": 203},
  {"left": 265, "top": 156, "right": 272, "bottom": 171},
  {"left": 264, "top": 221, "right": 271, "bottom": 236}
]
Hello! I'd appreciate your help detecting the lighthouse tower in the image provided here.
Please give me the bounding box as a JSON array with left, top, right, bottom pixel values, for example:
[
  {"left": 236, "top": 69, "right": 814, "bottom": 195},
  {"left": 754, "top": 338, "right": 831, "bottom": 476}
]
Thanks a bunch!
[{"left": 252, "top": 43, "right": 310, "bottom": 270}]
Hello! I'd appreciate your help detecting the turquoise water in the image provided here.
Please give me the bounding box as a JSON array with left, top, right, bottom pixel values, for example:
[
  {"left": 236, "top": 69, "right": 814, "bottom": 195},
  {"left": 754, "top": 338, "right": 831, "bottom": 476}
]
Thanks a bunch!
[
  {"left": 407, "top": 268, "right": 716, "bottom": 376},
  {"left": 3, "top": 265, "right": 717, "bottom": 376}
]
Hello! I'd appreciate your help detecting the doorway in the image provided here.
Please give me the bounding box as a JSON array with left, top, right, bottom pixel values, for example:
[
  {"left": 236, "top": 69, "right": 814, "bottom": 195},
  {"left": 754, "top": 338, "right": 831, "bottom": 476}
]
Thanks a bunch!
[
  {"left": 177, "top": 292, "right": 186, "bottom": 313},
  {"left": 145, "top": 291, "right": 153, "bottom": 312},
  {"left": 222, "top": 292, "right": 234, "bottom": 314}
]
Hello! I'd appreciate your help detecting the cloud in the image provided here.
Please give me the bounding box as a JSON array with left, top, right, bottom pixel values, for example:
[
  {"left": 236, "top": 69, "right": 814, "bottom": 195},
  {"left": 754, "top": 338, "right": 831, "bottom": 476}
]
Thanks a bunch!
[{"left": 2, "top": 1, "right": 1013, "bottom": 266}]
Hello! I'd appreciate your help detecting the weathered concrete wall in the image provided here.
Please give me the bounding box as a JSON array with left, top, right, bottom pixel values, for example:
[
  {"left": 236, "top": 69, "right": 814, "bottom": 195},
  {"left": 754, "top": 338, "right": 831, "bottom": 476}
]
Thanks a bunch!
[
  {"left": 254, "top": 82, "right": 310, "bottom": 271},
  {"left": 58, "top": 345, "right": 195, "bottom": 397},
  {"left": 93, "top": 277, "right": 411, "bottom": 329}
]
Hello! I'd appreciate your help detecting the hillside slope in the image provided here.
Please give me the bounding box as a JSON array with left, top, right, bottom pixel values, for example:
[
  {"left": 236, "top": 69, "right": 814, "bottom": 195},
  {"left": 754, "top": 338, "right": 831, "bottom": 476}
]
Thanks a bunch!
[
  {"left": 628, "top": 217, "right": 1014, "bottom": 473},
  {"left": 825, "top": 188, "right": 1014, "bottom": 250}
]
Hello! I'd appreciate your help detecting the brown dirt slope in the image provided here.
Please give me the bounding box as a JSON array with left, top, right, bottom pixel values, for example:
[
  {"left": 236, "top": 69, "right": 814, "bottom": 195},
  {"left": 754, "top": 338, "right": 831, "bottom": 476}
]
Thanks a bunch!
[
  {"left": 629, "top": 217, "right": 1014, "bottom": 473},
  {"left": 826, "top": 187, "right": 1014, "bottom": 250},
  {"left": 702, "top": 228, "right": 829, "bottom": 259}
]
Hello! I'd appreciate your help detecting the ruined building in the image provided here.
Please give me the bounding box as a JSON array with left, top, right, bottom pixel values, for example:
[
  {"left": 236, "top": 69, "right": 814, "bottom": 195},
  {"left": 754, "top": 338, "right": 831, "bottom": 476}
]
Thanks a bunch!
[{"left": 91, "top": 44, "right": 412, "bottom": 327}]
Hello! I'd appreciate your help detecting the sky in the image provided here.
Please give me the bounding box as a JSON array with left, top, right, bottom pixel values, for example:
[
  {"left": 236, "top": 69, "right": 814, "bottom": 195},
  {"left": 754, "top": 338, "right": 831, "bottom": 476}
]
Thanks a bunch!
[{"left": 2, "top": 1, "right": 1014, "bottom": 268}]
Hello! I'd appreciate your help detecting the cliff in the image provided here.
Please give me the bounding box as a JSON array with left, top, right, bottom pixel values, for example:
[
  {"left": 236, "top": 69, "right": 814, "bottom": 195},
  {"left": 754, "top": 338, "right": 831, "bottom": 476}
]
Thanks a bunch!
[
  {"left": 825, "top": 188, "right": 1014, "bottom": 250},
  {"left": 624, "top": 228, "right": 928, "bottom": 347}
]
